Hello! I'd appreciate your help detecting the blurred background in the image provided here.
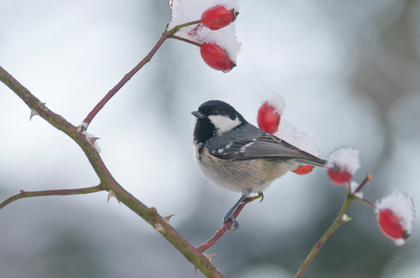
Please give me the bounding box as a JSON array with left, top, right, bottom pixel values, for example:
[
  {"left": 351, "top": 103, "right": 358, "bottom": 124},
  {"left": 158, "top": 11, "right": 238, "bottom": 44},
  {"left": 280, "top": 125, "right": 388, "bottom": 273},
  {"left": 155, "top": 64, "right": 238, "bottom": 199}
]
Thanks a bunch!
[{"left": 1, "top": 0, "right": 420, "bottom": 277}]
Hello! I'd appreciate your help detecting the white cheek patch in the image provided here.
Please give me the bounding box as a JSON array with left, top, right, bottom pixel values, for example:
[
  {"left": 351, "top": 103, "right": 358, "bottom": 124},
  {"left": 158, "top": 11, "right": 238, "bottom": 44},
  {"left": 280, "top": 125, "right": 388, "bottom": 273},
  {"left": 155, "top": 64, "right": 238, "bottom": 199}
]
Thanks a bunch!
[{"left": 208, "top": 115, "right": 241, "bottom": 135}]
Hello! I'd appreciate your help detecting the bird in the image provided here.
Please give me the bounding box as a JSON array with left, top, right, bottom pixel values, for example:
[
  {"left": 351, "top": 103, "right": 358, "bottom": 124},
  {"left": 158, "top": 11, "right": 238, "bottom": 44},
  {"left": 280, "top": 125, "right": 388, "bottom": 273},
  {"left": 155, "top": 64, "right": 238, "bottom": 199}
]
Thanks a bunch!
[{"left": 192, "top": 100, "right": 326, "bottom": 230}]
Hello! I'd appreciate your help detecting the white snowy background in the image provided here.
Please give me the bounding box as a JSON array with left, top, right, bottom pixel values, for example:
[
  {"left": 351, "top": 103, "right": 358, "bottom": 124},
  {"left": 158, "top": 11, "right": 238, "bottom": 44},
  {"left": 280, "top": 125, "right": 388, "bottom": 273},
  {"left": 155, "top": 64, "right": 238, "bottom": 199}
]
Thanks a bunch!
[{"left": 1, "top": 0, "right": 420, "bottom": 277}]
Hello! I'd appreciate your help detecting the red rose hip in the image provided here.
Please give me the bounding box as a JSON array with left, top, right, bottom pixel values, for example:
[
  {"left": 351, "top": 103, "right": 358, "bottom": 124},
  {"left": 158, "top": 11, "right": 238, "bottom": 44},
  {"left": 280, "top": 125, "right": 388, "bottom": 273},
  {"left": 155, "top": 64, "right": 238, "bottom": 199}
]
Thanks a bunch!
[
  {"left": 200, "top": 43, "right": 235, "bottom": 72},
  {"left": 293, "top": 165, "right": 314, "bottom": 175},
  {"left": 257, "top": 102, "right": 281, "bottom": 134},
  {"left": 201, "top": 5, "right": 238, "bottom": 31},
  {"left": 377, "top": 208, "right": 407, "bottom": 240},
  {"left": 327, "top": 166, "right": 352, "bottom": 185}
]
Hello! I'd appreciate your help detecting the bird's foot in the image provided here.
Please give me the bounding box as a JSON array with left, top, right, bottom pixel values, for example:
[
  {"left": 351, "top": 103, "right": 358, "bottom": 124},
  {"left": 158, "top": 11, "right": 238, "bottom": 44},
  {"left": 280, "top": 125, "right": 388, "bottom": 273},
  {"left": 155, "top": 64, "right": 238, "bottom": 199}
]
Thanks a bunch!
[{"left": 223, "top": 213, "right": 240, "bottom": 231}]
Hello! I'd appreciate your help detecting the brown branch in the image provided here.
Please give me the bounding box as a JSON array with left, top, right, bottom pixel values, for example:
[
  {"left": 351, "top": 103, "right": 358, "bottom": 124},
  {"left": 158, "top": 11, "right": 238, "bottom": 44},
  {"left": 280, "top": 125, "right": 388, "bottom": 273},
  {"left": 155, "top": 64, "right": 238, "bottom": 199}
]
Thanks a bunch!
[
  {"left": 0, "top": 66, "right": 224, "bottom": 278},
  {"left": 197, "top": 195, "right": 261, "bottom": 253}
]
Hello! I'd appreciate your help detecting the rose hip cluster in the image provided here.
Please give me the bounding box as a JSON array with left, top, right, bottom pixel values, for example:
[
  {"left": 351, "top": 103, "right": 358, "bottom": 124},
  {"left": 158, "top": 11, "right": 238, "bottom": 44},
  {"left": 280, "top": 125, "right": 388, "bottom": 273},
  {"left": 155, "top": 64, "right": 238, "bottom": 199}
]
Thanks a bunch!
[
  {"left": 168, "top": 3, "right": 238, "bottom": 72},
  {"left": 325, "top": 147, "right": 415, "bottom": 245},
  {"left": 256, "top": 97, "right": 415, "bottom": 245},
  {"left": 199, "top": 5, "right": 238, "bottom": 72}
]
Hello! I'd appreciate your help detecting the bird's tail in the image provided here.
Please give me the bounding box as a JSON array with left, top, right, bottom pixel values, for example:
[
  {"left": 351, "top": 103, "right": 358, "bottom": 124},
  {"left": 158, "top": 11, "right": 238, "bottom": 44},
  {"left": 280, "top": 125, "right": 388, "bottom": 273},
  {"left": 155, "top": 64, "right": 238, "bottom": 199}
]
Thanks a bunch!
[{"left": 299, "top": 156, "right": 327, "bottom": 168}]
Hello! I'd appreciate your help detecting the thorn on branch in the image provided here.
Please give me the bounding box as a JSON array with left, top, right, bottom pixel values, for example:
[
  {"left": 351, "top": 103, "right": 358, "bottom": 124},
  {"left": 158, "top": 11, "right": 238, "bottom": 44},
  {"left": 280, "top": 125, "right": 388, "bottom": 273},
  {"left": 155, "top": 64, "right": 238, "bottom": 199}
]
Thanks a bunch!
[
  {"left": 155, "top": 223, "right": 166, "bottom": 234},
  {"left": 37, "top": 102, "right": 48, "bottom": 111},
  {"left": 194, "top": 254, "right": 218, "bottom": 273},
  {"left": 163, "top": 214, "right": 175, "bottom": 224},
  {"left": 205, "top": 253, "right": 218, "bottom": 262},
  {"left": 107, "top": 190, "right": 120, "bottom": 204},
  {"left": 29, "top": 108, "right": 40, "bottom": 120}
]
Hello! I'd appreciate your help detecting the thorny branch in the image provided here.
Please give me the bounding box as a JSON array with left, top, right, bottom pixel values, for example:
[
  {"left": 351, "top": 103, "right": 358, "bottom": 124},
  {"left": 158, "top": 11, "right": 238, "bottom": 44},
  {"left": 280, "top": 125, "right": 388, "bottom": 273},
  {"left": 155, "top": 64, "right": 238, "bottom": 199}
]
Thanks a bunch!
[{"left": 0, "top": 65, "right": 224, "bottom": 278}]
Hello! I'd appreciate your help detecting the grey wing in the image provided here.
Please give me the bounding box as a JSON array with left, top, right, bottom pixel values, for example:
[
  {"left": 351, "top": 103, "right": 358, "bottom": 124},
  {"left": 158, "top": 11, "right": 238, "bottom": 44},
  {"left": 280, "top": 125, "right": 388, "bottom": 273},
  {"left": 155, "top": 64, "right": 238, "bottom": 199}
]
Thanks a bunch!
[{"left": 209, "top": 133, "right": 326, "bottom": 167}]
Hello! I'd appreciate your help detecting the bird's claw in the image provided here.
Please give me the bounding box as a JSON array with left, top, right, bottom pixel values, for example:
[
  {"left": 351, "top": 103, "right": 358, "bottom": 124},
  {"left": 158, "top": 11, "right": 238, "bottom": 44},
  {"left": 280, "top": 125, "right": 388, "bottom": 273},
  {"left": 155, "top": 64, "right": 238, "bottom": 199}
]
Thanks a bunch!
[
  {"left": 223, "top": 214, "right": 240, "bottom": 231},
  {"left": 258, "top": 192, "right": 264, "bottom": 203}
]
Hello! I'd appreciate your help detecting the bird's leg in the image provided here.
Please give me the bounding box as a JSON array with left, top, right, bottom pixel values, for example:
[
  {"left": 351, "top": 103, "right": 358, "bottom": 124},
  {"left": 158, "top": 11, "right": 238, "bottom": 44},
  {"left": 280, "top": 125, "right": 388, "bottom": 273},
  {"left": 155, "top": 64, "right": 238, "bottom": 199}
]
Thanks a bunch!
[{"left": 223, "top": 194, "right": 249, "bottom": 231}]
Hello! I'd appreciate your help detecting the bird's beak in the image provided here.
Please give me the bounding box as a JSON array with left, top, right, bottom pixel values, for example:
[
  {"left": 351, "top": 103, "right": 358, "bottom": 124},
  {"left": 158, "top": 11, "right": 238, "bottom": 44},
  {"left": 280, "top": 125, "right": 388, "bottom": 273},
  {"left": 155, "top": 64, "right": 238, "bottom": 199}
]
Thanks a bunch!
[{"left": 191, "top": 111, "right": 205, "bottom": 119}]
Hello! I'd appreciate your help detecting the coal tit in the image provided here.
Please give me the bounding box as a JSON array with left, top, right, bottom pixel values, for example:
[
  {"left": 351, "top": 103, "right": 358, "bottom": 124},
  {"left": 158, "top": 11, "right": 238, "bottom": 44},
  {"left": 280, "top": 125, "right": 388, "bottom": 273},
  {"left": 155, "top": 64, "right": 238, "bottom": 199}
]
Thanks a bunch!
[{"left": 192, "top": 100, "right": 326, "bottom": 230}]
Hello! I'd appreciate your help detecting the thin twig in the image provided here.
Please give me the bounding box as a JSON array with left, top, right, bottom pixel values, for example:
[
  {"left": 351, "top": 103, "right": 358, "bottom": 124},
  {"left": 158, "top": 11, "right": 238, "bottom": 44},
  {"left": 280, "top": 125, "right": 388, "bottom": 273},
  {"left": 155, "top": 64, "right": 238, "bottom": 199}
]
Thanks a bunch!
[
  {"left": 81, "top": 32, "right": 170, "bottom": 128},
  {"left": 295, "top": 174, "right": 373, "bottom": 277},
  {"left": 354, "top": 174, "right": 372, "bottom": 193},
  {"left": 172, "top": 35, "right": 202, "bottom": 47},
  {"left": 0, "top": 185, "right": 103, "bottom": 210},
  {"left": 295, "top": 188, "right": 353, "bottom": 278},
  {"left": 81, "top": 19, "right": 202, "bottom": 129}
]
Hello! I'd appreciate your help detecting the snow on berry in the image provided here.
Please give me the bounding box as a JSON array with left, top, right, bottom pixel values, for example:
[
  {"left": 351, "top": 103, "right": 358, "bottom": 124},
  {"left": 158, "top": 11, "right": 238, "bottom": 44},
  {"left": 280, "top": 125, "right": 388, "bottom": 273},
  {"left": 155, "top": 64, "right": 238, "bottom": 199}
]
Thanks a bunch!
[
  {"left": 375, "top": 191, "right": 415, "bottom": 245},
  {"left": 201, "top": 5, "right": 238, "bottom": 31},
  {"left": 326, "top": 147, "right": 360, "bottom": 174},
  {"left": 168, "top": 0, "right": 240, "bottom": 66},
  {"left": 265, "top": 91, "right": 286, "bottom": 116},
  {"left": 200, "top": 43, "right": 235, "bottom": 72},
  {"left": 326, "top": 147, "right": 360, "bottom": 185}
]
